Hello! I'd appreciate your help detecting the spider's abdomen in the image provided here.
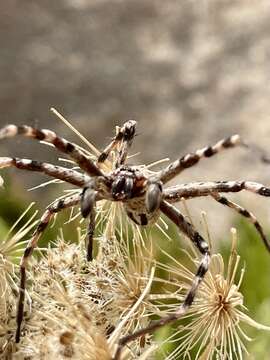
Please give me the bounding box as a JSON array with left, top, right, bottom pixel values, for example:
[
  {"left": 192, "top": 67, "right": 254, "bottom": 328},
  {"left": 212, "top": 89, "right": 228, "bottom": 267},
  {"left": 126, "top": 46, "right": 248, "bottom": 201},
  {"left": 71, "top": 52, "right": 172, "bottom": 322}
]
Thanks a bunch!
[{"left": 124, "top": 197, "right": 160, "bottom": 226}]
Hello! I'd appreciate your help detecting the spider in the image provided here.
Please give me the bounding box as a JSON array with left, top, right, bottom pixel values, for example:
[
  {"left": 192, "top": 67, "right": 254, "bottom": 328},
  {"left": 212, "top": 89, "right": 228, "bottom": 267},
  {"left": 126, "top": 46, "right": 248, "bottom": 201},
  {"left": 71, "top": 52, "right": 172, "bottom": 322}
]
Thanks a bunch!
[{"left": 0, "top": 120, "right": 270, "bottom": 351}]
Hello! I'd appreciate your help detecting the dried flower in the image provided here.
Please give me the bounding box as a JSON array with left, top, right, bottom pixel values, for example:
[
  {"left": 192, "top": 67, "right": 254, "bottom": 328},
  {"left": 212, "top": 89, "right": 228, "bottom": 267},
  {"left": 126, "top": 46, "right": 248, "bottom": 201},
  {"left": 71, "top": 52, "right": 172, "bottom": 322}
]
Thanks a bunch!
[
  {"left": 160, "top": 228, "right": 270, "bottom": 360},
  {"left": 2, "top": 216, "right": 158, "bottom": 359}
]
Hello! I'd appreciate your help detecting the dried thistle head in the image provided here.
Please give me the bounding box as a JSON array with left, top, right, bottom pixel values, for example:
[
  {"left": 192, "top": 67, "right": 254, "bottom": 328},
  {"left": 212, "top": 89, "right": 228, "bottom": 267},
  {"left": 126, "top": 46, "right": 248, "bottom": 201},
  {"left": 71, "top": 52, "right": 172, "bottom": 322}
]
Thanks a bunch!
[
  {"left": 160, "top": 228, "right": 270, "bottom": 360},
  {"left": 15, "top": 280, "right": 114, "bottom": 360},
  {"left": 6, "top": 212, "right": 158, "bottom": 359},
  {"left": 2, "top": 202, "right": 270, "bottom": 359}
]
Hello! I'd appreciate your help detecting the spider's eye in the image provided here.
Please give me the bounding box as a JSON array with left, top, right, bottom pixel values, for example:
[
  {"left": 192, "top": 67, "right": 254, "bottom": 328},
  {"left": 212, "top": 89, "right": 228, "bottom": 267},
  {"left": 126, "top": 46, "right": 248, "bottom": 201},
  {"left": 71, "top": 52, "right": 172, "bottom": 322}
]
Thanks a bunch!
[
  {"left": 112, "top": 176, "right": 133, "bottom": 199},
  {"left": 123, "top": 177, "right": 133, "bottom": 198},
  {"left": 112, "top": 177, "right": 125, "bottom": 199}
]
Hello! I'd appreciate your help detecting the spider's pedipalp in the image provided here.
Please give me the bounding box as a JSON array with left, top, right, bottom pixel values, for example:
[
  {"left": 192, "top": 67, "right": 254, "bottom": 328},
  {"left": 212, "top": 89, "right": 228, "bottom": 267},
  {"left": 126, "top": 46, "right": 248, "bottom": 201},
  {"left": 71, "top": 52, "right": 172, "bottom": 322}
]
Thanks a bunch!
[
  {"left": 211, "top": 192, "right": 270, "bottom": 252},
  {"left": 145, "top": 182, "right": 162, "bottom": 213},
  {"left": 81, "top": 187, "right": 98, "bottom": 218},
  {"left": 0, "top": 156, "right": 89, "bottom": 187},
  {"left": 0, "top": 124, "right": 103, "bottom": 177},
  {"left": 158, "top": 134, "right": 243, "bottom": 184},
  {"left": 16, "top": 193, "right": 81, "bottom": 343}
]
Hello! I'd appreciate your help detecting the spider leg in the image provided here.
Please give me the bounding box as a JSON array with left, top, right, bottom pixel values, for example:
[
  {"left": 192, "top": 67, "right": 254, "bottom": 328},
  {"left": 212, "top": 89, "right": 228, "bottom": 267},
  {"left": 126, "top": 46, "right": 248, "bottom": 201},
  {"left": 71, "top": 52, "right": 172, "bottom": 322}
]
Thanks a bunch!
[
  {"left": 159, "top": 200, "right": 210, "bottom": 262},
  {"left": 0, "top": 157, "right": 89, "bottom": 187},
  {"left": 113, "top": 200, "right": 210, "bottom": 359},
  {"left": 81, "top": 187, "right": 99, "bottom": 261},
  {"left": 97, "top": 120, "right": 137, "bottom": 166},
  {"left": 211, "top": 192, "right": 270, "bottom": 252},
  {"left": 158, "top": 135, "right": 244, "bottom": 184},
  {"left": 15, "top": 193, "right": 81, "bottom": 343},
  {"left": 86, "top": 206, "right": 96, "bottom": 261},
  {"left": 163, "top": 180, "right": 270, "bottom": 201},
  {"left": 0, "top": 125, "right": 104, "bottom": 177}
]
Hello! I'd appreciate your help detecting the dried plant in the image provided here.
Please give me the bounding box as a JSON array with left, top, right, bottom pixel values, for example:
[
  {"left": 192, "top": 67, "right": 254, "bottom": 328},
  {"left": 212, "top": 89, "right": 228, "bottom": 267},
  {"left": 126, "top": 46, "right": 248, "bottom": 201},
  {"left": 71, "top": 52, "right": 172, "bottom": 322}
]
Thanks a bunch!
[
  {"left": 0, "top": 198, "right": 161, "bottom": 359},
  {"left": 1, "top": 201, "right": 270, "bottom": 359},
  {"left": 153, "top": 228, "right": 270, "bottom": 360}
]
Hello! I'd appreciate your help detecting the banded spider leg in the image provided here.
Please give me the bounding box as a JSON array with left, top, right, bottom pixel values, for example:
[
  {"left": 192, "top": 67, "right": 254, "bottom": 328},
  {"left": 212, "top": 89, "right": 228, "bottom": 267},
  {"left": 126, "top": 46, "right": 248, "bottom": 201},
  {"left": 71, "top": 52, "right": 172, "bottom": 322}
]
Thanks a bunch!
[
  {"left": 16, "top": 193, "right": 81, "bottom": 343},
  {"left": 97, "top": 119, "right": 136, "bottom": 166},
  {"left": 0, "top": 124, "right": 104, "bottom": 177},
  {"left": 211, "top": 192, "right": 270, "bottom": 252},
  {"left": 157, "top": 134, "right": 245, "bottom": 184},
  {"left": 0, "top": 156, "right": 89, "bottom": 187},
  {"left": 163, "top": 180, "right": 270, "bottom": 252}
]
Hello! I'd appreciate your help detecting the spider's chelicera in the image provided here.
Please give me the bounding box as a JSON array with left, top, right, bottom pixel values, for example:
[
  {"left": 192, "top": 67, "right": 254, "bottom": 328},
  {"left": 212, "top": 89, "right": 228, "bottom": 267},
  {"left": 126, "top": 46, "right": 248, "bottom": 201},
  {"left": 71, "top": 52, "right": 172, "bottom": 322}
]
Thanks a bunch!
[{"left": 0, "top": 120, "right": 270, "bottom": 353}]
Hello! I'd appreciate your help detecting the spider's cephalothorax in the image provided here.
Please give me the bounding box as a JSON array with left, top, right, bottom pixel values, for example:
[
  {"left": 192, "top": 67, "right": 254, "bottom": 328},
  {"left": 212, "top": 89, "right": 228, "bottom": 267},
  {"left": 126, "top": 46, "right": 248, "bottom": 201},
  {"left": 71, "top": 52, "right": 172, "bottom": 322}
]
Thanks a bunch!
[
  {"left": 110, "top": 165, "right": 162, "bottom": 226},
  {"left": 81, "top": 164, "right": 162, "bottom": 227},
  {"left": 1, "top": 119, "right": 270, "bottom": 350}
]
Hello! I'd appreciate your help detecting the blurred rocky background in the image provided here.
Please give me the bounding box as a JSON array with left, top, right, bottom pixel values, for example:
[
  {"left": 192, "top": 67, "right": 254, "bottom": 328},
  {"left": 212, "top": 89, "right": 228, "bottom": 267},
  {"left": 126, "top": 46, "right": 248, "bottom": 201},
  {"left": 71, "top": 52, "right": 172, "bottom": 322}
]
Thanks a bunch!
[{"left": 1, "top": 0, "right": 270, "bottom": 241}]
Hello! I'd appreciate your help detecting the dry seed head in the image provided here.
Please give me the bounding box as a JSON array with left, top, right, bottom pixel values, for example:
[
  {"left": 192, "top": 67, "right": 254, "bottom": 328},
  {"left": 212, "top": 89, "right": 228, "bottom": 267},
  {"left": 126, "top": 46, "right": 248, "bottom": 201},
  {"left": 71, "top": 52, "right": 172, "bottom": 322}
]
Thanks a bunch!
[
  {"left": 163, "top": 228, "right": 270, "bottom": 360},
  {"left": 8, "top": 218, "right": 157, "bottom": 359},
  {"left": 110, "top": 230, "right": 156, "bottom": 331}
]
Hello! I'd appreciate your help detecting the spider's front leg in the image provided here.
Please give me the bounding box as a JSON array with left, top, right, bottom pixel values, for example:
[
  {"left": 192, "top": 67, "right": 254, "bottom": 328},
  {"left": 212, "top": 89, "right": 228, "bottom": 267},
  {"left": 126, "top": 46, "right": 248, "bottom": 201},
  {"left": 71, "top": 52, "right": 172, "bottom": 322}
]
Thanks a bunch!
[
  {"left": 16, "top": 194, "right": 81, "bottom": 343},
  {"left": 98, "top": 120, "right": 137, "bottom": 166},
  {"left": 113, "top": 200, "right": 210, "bottom": 359}
]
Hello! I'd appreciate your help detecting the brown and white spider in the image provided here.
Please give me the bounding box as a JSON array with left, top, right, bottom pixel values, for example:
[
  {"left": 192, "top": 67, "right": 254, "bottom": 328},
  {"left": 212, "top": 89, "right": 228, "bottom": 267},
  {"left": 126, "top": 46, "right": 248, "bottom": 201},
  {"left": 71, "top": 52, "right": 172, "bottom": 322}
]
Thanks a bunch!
[{"left": 0, "top": 120, "right": 270, "bottom": 349}]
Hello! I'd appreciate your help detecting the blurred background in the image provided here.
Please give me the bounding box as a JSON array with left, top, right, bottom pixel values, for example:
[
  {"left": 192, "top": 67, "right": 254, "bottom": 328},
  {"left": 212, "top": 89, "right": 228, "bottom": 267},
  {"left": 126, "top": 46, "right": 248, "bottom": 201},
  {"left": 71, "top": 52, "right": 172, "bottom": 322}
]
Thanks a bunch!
[{"left": 1, "top": 0, "right": 270, "bottom": 358}]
